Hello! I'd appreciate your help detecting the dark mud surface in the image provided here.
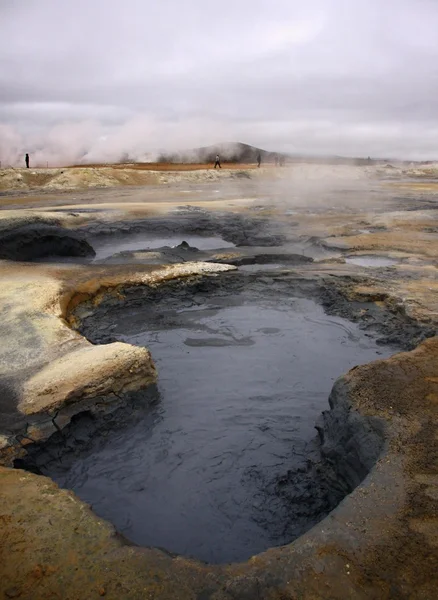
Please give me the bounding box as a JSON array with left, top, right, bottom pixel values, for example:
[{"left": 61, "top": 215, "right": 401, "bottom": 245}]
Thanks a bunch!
[
  {"left": 315, "top": 275, "right": 437, "bottom": 350},
  {"left": 93, "top": 234, "right": 235, "bottom": 261},
  {"left": 84, "top": 210, "right": 288, "bottom": 250},
  {"left": 0, "top": 224, "right": 95, "bottom": 261},
  {"left": 20, "top": 272, "right": 404, "bottom": 564}
]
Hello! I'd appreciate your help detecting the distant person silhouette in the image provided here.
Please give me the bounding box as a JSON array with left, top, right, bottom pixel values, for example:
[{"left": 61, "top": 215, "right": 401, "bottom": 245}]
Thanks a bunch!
[
  {"left": 257, "top": 153, "right": 261, "bottom": 167},
  {"left": 214, "top": 154, "right": 221, "bottom": 169},
  {"left": 25, "top": 153, "right": 29, "bottom": 168}
]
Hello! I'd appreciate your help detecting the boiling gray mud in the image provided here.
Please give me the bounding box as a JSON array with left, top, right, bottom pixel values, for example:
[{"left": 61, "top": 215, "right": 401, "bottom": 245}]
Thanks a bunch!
[{"left": 36, "top": 281, "right": 396, "bottom": 564}]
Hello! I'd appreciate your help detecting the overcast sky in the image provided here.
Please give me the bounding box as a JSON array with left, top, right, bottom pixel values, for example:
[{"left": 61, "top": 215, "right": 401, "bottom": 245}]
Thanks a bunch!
[{"left": 1, "top": 0, "right": 438, "bottom": 165}]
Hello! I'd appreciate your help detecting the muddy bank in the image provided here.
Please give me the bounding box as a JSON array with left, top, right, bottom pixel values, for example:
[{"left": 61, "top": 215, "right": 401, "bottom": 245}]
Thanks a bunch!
[
  {"left": 0, "top": 223, "right": 95, "bottom": 261},
  {"left": 0, "top": 262, "right": 237, "bottom": 468},
  {"left": 315, "top": 277, "right": 437, "bottom": 350}
]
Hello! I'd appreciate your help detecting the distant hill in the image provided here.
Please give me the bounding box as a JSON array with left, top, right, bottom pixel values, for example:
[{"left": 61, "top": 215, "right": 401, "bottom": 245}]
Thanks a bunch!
[
  {"left": 155, "top": 142, "right": 405, "bottom": 166},
  {"left": 157, "top": 142, "right": 285, "bottom": 164}
]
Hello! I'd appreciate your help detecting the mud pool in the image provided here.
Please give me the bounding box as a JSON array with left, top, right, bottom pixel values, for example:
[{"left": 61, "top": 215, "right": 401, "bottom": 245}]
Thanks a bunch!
[
  {"left": 345, "top": 256, "right": 399, "bottom": 268},
  {"left": 39, "top": 288, "right": 395, "bottom": 564},
  {"left": 93, "top": 234, "right": 235, "bottom": 260}
]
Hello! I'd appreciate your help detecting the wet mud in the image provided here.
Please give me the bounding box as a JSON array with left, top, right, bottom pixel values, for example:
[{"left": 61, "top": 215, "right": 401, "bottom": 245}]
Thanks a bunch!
[
  {"left": 345, "top": 256, "right": 399, "bottom": 267},
  {"left": 94, "top": 235, "right": 235, "bottom": 262},
  {"left": 84, "top": 209, "right": 288, "bottom": 249},
  {"left": 0, "top": 224, "right": 95, "bottom": 261},
  {"left": 18, "top": 271, "right": 410, "bottom": 564}
]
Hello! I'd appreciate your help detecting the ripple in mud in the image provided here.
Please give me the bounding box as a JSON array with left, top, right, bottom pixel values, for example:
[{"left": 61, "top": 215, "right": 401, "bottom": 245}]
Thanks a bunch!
[{"left": 38, "top": 291, "right": 395, "bottom": 564}]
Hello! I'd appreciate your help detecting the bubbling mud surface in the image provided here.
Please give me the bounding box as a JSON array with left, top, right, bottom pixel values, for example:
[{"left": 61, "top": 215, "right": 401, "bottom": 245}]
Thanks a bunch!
[{"left": 40, "top": 286, "right": 395, "bottom": 564}]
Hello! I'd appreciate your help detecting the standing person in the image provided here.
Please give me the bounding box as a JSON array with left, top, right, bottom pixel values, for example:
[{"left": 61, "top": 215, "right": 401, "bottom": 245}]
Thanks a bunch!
[
  {"left": 257, "top": 153, "right": 261, "bottom": 168},
  {"left": 214, "top": 154, "right": 221, "bottom": 169},
  {"left": 25, "top": 153, "right": 29, "bottom": 168}
]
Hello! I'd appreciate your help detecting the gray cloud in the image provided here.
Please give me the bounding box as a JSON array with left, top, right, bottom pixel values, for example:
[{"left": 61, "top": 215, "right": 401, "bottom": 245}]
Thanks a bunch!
[{"left": 1, "top": 0, "right": 438, "bottom": 165}]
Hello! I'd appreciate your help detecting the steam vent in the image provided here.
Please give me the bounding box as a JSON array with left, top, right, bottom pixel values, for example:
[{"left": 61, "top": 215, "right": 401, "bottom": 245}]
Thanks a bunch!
[{"left": 0, "top": 158, "right": 436, "bottom": 599}]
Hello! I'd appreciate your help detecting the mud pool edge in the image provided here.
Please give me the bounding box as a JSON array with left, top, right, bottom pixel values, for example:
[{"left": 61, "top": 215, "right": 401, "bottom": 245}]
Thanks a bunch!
[{"left": 12, "top": 269, "right": 407, "bottom": 563}]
